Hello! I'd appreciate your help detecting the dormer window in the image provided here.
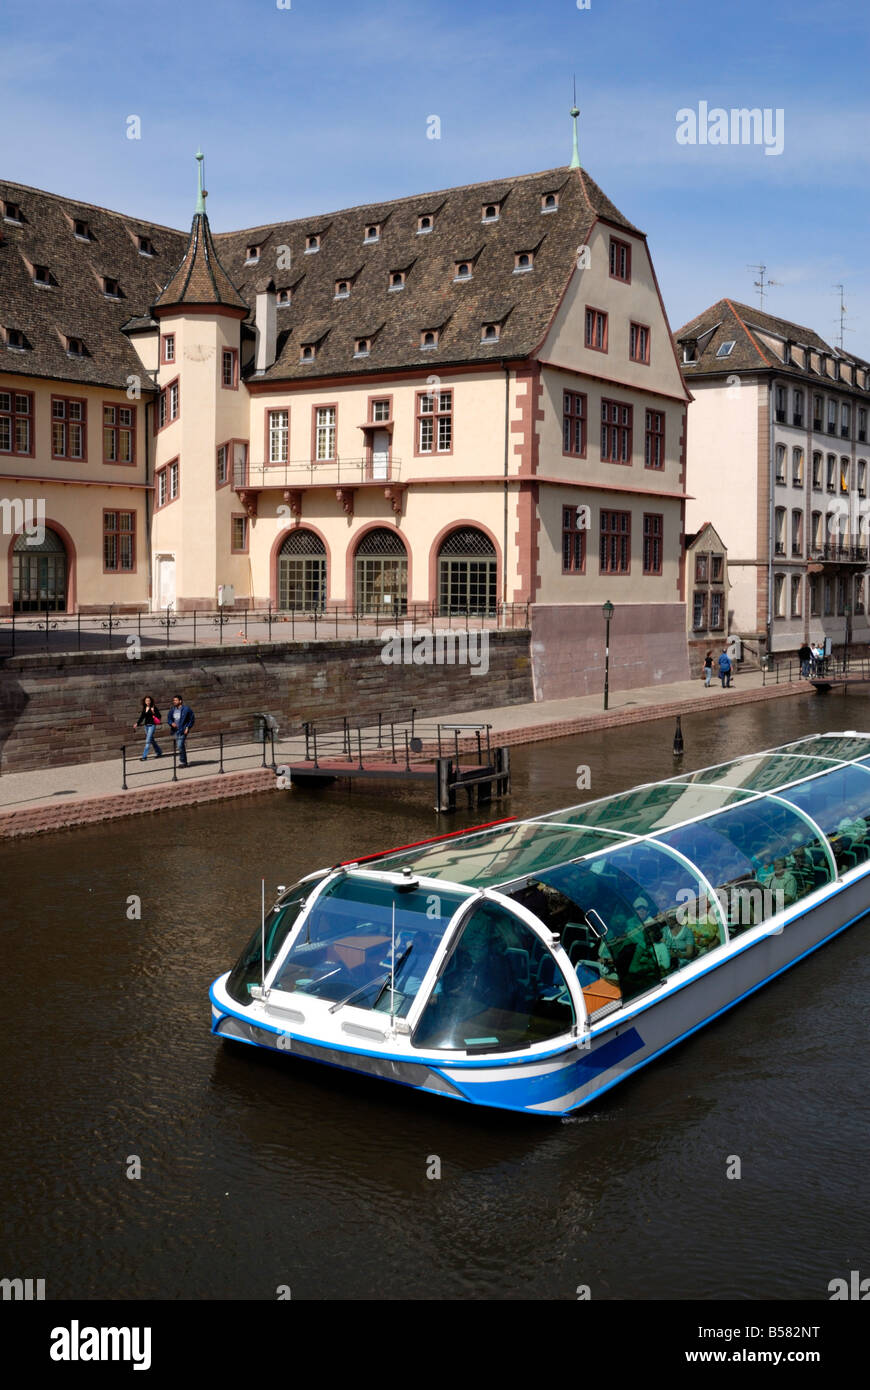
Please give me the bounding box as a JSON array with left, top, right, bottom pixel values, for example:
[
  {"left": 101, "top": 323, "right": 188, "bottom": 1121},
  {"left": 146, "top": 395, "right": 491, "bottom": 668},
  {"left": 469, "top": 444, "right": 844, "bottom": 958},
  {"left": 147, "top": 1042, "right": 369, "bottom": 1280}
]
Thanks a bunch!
[
  {"left": 454, "top": 261, "right": 472, "bottom": 281},
  {"left": 364, "top": 224, "right": 380, "bottom": 244},
  {"left": 682, "top": 341, "right": 698, "bottom": 363},
  {"left": 33, "top": 264, "right": 54, "bottom": 287},
  {"left": 2, "top": 200, "right": 22, "bottom": 224},
  {"left": 305, "top": 234, "right": 321, "bottom": 253},
  {"left": 300, "top": 343, "right": 316, "bottom": 362},
  {"left": 102, "top": 276, "right": 121, "bottom": 299},
  {"left": 389, "top": 270, "right": 406, "bottom": 291},
  {"left": 416, "top": 215, "right": 433, "bottom": 234},
  {"left": 334, "top": 279, "right": 351, "bottom": 299},
  {"left": 74, "top": 219, "right": 91, "bottom": 241},
  {"left": 245, "top": 244, "right": 260, "bottom": 264},
  {"left": 138, "top": 235, "right": 155, "bottom": 256},
  {"left": 482, "top": 203, "right": 500, "bottom": 223},
  {"left": 481, "top": 322, "right": 500, "bottom": 344},
  {"left": 277, "top": 288, "right": 291, "bottom": 306},
  {"left": 421, "top": 329, "right": 439, "bottom": 350},
  {"left": 66, "top": 336, "right": 85, "bottom": 357},
  {"left": 5, "top": 328, "right": 28, "bottom": 351},
  {"left": 540, "top": 192, "right": 559, "bottom": 213},
  {"left": 514, "top": 251, "right": 534, "bottom": 273},
  {"left": 354, "top": 337, "right": 371, "bottom": 358}
]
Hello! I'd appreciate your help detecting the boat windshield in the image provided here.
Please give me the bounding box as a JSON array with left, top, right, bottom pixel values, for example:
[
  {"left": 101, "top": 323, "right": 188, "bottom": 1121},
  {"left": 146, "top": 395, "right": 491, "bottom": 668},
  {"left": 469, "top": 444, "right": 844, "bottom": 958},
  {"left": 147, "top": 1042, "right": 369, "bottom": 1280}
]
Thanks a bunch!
[
  {"left": 268, "top": 875, "right": 471, "bottom": 1016},
  {"left": 226, "top": 876, "right": 327, "bottom": 1006}
]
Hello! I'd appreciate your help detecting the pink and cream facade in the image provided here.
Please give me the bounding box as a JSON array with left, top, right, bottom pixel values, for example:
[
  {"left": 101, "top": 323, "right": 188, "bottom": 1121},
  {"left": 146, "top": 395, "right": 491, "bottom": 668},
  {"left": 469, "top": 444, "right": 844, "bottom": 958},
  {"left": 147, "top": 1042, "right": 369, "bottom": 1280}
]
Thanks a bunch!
[{"left": 1, "top": 163, "right": 691, "bottom": 682}]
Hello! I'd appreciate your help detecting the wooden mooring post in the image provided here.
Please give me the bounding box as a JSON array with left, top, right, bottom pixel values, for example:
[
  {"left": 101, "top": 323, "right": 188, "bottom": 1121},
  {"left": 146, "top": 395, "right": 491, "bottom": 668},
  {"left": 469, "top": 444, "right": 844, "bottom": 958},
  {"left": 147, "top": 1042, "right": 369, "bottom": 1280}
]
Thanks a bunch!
[{"left": 435, "top": 745, "right": 511, "bottom": 814}]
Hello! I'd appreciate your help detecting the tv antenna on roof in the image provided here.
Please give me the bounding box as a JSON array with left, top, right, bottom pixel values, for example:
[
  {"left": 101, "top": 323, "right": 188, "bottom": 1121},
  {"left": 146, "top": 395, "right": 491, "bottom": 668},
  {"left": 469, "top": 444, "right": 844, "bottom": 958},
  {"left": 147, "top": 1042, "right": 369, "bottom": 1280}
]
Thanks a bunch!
[
  {"left": 747, "top": 264, "right": 781, "bottom": 310},
  {"left": 833, "top": 284, "right": 853, "bottom": 351}
]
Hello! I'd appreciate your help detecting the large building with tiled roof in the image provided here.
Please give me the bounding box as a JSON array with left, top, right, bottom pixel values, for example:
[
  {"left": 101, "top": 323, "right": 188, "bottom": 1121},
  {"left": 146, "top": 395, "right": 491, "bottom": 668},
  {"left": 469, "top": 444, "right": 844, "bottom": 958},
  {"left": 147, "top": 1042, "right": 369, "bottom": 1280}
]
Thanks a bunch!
[
  {"left": 2, "top": 134, "right": 693, "bottom": 691},
  {"left": 676, "top": 298, "right": 870, "bottom": 658}
]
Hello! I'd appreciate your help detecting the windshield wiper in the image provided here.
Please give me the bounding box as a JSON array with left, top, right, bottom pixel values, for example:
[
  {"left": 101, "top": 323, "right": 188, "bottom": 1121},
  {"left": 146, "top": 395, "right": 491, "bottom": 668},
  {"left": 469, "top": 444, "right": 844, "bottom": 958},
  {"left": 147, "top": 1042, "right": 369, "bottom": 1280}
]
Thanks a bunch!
[{"left": 329, "top": 943, "right": 413, "bottom": 1015}]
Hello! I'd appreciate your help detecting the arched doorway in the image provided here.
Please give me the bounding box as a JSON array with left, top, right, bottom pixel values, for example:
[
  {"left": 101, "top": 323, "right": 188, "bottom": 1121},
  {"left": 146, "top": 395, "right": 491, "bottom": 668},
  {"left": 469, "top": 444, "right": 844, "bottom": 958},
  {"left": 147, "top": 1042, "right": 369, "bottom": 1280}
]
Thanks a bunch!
[
  {"left": 278, "top": 529, "right": 326, "bottom": 611},
  {"left": 12, "top": 528, "right": 68, "bottom": 612},
  {"left": 437, "top": 527, "right": 497, "bottom": 616},
  {"left": 354, "top": 528, "right": 408, "bottom": 615}
]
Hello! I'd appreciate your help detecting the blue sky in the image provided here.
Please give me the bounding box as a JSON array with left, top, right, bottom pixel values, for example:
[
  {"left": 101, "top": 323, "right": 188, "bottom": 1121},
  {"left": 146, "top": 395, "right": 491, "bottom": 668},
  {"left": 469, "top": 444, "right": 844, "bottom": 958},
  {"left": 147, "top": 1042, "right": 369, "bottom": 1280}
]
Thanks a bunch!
[{"left": 2, "top": 0, "right": 869, "bottom": 351}]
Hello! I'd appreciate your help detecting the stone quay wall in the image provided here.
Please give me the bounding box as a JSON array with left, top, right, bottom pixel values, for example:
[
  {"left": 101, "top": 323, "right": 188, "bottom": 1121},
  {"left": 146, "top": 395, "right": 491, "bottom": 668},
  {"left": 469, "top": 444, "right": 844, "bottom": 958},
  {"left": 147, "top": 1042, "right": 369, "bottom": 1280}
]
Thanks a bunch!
[{"left": 0, "top": 631, "right": 534, "bottom": 774}]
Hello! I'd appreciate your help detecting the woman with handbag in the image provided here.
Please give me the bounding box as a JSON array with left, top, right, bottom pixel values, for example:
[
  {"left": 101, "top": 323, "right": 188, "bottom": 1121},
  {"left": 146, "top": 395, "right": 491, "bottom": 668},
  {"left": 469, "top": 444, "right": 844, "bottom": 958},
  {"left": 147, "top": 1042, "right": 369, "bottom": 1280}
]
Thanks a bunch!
[{"left": 133, "top": 695, "right": 164, "bottom": 760}]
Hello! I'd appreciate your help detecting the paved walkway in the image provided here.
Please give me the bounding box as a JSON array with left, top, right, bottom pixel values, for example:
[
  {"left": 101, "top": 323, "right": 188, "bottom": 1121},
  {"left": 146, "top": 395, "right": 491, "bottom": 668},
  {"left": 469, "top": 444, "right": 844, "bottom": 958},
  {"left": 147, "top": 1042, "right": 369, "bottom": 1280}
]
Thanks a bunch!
[{"left": 0, "top": 669, "right": 809, "bottom": 838}]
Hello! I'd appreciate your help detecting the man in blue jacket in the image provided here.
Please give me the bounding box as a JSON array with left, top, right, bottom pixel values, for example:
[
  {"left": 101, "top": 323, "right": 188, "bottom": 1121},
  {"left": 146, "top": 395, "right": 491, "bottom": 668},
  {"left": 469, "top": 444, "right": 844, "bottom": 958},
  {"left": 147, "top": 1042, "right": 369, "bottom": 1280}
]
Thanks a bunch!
[
  {"left": 169, "top": 694, "right": 195, "bottom": 766},
  {"left": 718, "top": 648, "right": 733, "bottom": 688}
]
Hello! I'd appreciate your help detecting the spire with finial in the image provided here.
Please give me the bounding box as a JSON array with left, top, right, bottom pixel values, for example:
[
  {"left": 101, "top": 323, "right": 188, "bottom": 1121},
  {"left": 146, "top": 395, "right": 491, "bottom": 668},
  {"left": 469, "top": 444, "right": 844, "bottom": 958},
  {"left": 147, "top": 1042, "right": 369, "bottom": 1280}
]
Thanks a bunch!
[
  {"left": 569, "top": 78, "right": 580, "bottom": 169},
  {"left": 153, "top": 149, "right": 247, "bottom": 313},
  {"left": 195, "top": 148, "right": 207, "bottom": 214}
]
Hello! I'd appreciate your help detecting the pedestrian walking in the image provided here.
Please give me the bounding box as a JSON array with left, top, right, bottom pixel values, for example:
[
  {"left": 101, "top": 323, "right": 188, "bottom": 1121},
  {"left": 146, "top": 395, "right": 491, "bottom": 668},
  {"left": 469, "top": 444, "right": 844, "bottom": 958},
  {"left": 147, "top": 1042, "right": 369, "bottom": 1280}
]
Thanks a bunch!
[
  {"left": 168, "top": 694, "right": 195, "bottom": 767},
  {"left": 798, "top": 642, "right": 812, "bottom": 678},
  {"left": 133, "top": 695, "right": 163, "bottom": 760},
  {"left": 718, "top": 647, "right": 733, "bottom": 688},
  {"left": 703, "top": 651, "right": 714, "bottom": 687}
]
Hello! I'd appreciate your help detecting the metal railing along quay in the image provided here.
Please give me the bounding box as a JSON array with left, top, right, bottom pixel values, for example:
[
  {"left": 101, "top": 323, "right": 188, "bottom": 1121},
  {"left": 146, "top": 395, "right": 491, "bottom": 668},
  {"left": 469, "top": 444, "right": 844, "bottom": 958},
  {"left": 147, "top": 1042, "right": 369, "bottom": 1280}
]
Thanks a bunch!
[
  {"left": 120, "top": 724, "right": 279, "bottom": 790},
  {"left": 0, "top": 602, "right": 530, "bottom": 658}
]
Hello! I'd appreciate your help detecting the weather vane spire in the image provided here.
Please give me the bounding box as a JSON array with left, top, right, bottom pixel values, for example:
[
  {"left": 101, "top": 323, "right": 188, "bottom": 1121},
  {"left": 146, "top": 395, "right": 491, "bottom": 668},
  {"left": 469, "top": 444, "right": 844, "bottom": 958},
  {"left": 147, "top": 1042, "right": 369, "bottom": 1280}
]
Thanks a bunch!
[
  {"left": 570, "top": 81, "right": 580, "bottom": 169},
  {"left": 195, "top": 149, "right": 207, "bottom": 214}
]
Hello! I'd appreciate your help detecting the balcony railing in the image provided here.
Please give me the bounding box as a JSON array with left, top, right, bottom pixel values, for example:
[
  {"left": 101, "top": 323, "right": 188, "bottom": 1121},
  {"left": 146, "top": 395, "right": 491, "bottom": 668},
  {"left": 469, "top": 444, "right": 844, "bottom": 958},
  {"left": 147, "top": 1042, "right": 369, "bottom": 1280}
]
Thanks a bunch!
[
  {"left": 234, "top": 457, "right": 402, "bottom": 488},
  {"left": 809, "top": 542, "right": 869, "bottom": 563}
]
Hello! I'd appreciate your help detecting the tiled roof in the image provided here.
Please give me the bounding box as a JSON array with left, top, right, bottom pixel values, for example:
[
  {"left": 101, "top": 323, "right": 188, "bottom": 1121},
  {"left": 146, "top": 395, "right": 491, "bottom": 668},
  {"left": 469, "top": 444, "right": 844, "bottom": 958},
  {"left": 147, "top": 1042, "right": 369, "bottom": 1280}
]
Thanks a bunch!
[
  {"left": 154, "top": 210, "right": 247, "bottom": 312},
  {"left": 215, "top": 165, "right": 641, "bottom": 381},
  {"left": 675, "top": 298, "right": 870, "bottom": 391},
  {"left": 0, "top": 164, "right": 640, "bottom": 390},
  {"left": 0, "top": 180, "right": 188, "bottom": 390}
]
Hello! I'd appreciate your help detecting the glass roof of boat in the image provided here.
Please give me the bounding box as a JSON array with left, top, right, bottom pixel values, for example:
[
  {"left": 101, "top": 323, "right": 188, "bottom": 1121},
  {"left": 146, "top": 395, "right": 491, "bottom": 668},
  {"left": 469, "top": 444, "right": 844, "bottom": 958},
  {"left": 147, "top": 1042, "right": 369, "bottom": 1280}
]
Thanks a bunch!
[
  {"left": 372, "top": 734, "right": 870, "bottom": 891},
  {"left": 375, "top": 819, "right": 630, "bottom": 888}
]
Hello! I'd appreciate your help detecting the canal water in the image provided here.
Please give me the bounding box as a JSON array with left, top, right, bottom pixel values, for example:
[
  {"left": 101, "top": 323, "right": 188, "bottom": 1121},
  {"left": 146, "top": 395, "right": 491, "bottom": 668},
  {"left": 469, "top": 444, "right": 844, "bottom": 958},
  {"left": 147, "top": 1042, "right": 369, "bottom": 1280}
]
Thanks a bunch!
[{"left": 2, "top": 690, "right": 868, "bottom": 1300}]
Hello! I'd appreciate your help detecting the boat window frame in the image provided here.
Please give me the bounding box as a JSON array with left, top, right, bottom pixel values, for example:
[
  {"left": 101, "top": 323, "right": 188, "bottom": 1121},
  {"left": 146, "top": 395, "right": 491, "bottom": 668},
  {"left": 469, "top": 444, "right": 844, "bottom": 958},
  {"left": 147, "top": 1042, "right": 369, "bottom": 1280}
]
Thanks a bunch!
[
  {"left": 262, "top": 868, "right": 477, "bottom": 1019},
  {"left": 408, "top": 886, "right": 586, "bottom": 1050}
]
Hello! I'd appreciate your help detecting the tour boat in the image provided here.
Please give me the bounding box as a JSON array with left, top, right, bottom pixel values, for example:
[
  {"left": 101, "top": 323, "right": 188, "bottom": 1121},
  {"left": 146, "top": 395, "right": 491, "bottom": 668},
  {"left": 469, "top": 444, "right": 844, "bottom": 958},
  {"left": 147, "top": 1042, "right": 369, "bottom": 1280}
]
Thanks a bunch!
[{"left": 209, "top": 732, "right": 870, "bottom": 1116}]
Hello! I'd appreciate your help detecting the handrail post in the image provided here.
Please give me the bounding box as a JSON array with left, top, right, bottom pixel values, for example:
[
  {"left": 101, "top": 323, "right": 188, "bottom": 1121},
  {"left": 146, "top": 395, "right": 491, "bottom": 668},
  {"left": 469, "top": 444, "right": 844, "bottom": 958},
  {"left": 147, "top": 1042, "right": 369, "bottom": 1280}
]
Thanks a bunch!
[
  {"left": 313, "top": 726, "right": 319, "bottom": 769},
  {"left": 404, "top": 728, "right": 410, "bottom": 772},
  {"left": 377, "top": 712, "right": 383, "bottom": 749},
  {"left": 261, "top": 727, "right": 267, "bottom": 768},
  {"left": 219, "top": 732, "right": 225, "bottom": 774},
  {"left": 358, "top": 728, "right": 364, "bottom": 771},
  {"left": 245, "top": 607, "right": 249, "bottom": 642},
  {"left": 77, "top": 609, "right": 81, "bottom": 652},
  {"left": 172, "top": 739, "right": 178, "bottom": 782},
  {"left": 270, "top": 727, "right": 277, "bottom": 771},
  {"left": 304, "top": 721, "right": 310, "bottom": 760},
  {"left": 391, "top": 722, "right": 396, "bottom": 764},
  {"left": 193, "top": 609, "right": 197, "bottom": 646},
  {"left": 476, "top": 729, "right": 482, "bottom": 764},
  {"left": 121, "top": 745, "right": 128, "bottom": 791},
  {"left": 454, "top": 729, "right": 460, "bottom": 765},
  {"left": 267, "top": 604, "right": 272, "bottom": 642}
]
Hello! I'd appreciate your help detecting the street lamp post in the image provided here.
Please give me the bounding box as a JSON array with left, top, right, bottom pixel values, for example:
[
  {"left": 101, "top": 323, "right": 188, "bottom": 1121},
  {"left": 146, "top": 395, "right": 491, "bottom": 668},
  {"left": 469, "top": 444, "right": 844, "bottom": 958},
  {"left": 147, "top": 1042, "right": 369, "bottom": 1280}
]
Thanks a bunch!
[
  {"left": 844, "top": 603, "right": 852, "bottom": 671},
  {"left": 602, "top": 600, "right": 614, "bottom": 711}
]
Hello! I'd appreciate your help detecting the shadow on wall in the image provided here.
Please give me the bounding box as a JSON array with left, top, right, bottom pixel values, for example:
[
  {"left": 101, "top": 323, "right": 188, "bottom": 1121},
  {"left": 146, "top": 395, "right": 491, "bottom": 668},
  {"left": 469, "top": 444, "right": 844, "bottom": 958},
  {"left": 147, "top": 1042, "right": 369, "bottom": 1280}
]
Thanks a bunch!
[
  {"left": 0, "top": 673, "right": 28, "bottom": 771},
  {"left": 530, "top": 604, "right": 690, "bottom": 700}
]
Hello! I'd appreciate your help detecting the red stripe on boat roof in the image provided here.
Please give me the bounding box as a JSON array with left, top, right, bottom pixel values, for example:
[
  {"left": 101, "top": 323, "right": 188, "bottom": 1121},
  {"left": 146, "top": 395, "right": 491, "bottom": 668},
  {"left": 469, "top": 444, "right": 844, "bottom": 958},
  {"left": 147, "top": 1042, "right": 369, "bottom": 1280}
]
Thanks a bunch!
[{"left": 340, "top": 816, "right": 517, "bottom": 867}]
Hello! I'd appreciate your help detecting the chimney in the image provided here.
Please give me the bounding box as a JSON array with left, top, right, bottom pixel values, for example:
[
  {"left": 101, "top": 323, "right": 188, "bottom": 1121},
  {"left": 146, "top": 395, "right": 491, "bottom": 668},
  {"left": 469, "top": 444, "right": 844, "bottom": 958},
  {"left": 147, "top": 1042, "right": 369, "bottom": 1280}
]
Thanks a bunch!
[{"left": 255, "top": 281, "right": 277, "bottom": 373}]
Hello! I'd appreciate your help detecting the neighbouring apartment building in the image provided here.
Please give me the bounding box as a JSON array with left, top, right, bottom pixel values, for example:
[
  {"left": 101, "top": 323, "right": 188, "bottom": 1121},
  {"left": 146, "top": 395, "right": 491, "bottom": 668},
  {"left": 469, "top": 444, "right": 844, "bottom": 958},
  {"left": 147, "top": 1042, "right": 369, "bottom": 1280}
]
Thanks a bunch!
[
  {"left": 1, "top": 142, "right": 692, "bottom": 691},
  {"left": 677, "top": 299, "right": 870, "bottom": 657}
]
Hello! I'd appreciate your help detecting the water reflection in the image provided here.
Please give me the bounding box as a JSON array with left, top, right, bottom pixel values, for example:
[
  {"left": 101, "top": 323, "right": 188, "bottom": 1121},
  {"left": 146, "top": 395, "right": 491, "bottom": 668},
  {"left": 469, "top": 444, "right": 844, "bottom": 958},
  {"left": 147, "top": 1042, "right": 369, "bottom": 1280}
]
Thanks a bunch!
[{"left": 1, "top": 690, "right": 868, "bottom": 1299}]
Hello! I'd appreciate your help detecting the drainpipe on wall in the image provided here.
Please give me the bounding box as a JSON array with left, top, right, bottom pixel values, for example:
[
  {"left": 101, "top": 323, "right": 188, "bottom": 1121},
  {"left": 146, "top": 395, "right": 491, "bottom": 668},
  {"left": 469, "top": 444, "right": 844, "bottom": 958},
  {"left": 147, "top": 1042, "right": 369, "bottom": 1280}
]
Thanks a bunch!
[
  {"left": 502, "top": 363, "right": 510, "bottom": 620},
  {"left": 767, "top": 378, "right": 774, "bottom": 658},
  {"left": 144, "top": 396, "right": 153, "bottom": 609}
]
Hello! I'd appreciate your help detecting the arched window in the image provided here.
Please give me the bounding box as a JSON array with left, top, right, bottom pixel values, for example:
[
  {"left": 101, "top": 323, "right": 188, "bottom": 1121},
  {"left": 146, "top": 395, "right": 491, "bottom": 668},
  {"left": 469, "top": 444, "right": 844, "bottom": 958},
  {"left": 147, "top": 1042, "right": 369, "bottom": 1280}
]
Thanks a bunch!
[
  {"left": 278, "top": 529, "right": 326, "bottom": 612},
  {"left": 437, "top": 527, "right": 497, "bottom": 616},
  {"left": 355, "top": 528, "right": 408, "bottom": 615},
  {"left": 12, "top": 527, "right": 67, "bottom": 612},
  {"left": 412, "top": 899, "right": 574, "bottom": 1052}
]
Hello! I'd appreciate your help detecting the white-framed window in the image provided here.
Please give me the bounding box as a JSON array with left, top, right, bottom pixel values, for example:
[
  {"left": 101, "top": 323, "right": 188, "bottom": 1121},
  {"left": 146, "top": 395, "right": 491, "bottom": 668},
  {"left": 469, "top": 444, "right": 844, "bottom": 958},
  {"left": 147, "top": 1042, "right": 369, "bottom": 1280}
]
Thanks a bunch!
[
  {"left": 269, "top": 409, "right": 289, "bottom": 463},
  {"left": 315, "top": 405, "right": 336, "bottom": 460}
]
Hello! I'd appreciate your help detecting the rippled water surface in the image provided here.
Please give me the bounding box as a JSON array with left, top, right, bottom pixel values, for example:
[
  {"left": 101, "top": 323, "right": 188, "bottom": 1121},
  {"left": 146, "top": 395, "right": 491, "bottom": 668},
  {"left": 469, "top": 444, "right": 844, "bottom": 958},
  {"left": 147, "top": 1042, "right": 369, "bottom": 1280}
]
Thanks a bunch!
[{"left": 2, "top": 691, "right": 868, "bottom": 1299}]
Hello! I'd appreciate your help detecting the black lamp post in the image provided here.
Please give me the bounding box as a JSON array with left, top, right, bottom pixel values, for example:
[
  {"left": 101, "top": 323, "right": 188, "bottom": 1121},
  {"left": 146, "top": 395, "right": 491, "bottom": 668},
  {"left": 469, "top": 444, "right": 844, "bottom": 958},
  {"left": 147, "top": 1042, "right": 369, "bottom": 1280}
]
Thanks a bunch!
[
  {"left": 844, "top": 603, "right": 852, "bottom": 670},
  {"left": 602, "top": 600, "right": 614, "bottom": 711}
]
